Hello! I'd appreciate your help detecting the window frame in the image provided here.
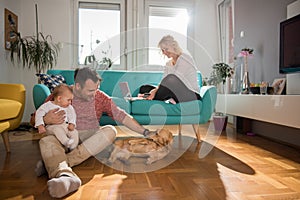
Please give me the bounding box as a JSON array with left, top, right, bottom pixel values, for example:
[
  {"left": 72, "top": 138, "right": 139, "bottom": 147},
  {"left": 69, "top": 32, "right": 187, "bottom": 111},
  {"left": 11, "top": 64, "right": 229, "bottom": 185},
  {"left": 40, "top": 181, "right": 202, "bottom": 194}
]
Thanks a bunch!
[
  {"left": 217, "top": 0, "right": 235, "bottom": 64},
  {"left": 144, "top": 0, "right": 195, "bottom": 68},
  {"left": 73, "top": 0, "right": 125, "bottom": 69}
]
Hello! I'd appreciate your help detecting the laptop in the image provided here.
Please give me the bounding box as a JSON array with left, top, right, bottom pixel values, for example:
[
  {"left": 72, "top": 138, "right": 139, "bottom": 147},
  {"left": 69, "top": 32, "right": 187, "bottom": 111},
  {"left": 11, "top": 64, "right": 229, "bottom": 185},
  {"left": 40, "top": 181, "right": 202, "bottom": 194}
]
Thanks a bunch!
[{"left": 119, "top": 82, "right": 144, "bottom": 100}]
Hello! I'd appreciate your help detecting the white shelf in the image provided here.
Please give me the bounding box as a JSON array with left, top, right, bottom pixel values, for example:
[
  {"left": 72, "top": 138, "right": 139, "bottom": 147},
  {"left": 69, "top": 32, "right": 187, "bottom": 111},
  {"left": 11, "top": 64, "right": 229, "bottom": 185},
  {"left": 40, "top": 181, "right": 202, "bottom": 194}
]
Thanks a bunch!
[{"left": 216, "top": 94, "right": 300, "bottom": 129}]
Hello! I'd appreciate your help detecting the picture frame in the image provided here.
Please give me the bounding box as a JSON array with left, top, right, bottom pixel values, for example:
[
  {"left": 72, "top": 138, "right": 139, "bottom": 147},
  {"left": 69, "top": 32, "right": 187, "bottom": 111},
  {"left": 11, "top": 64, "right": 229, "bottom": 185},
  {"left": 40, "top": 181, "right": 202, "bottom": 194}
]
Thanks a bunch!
[
  {"left": 271, "top": 78, "right": 286, "bottom": 95},
  {"left": 4, "top": 8, "right": 18, "bottom": 50}
]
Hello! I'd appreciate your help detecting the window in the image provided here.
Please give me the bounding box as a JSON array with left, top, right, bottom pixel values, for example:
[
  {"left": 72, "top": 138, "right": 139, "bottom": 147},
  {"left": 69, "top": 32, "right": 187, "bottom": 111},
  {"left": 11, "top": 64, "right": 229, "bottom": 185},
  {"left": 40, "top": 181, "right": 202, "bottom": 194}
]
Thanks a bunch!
[
  {"left": 78, "top": 2, "right": 121, "bottom": 66},
  {"left": 148, "top": 6, "right": 189, "bottom": 65},
  {"left": 75, "top": 1, "right": 193, "bottom": 70}
]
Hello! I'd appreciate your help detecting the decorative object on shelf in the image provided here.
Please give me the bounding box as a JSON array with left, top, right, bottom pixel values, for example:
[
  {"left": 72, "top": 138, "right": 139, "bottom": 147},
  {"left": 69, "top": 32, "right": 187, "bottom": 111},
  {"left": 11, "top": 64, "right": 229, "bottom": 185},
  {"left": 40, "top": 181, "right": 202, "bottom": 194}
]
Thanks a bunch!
[
  {"left": 241, "top": 71, "right": 250, "bottom": 94},
  {"left": 259, "top": 81, "right": 268, "bottom": 95},
  {"left": 213, "top": 112, "right": 228, "bottom": 132},
  {"left": 271, "top": 78, "right": 286, "bottom": 95},
  {"left": 249, "top": 82, "right": 274, "bottom": 95},
  {"left": 9, "top": 4, "right": 59, "bottom": 74},
  {"left": 208, "top": 62, "right": 234, "bottom": 93},
  {"left": 238, "top": 48, "right": 254, "bottom": 94}
]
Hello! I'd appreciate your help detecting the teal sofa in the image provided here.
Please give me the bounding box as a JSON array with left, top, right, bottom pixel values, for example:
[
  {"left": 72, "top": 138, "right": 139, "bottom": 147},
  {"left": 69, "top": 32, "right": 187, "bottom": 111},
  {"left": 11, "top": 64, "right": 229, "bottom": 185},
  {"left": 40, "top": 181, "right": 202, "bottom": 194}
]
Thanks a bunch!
[{"left": 33, "top": 69, "right": 217, "bottom": 141}]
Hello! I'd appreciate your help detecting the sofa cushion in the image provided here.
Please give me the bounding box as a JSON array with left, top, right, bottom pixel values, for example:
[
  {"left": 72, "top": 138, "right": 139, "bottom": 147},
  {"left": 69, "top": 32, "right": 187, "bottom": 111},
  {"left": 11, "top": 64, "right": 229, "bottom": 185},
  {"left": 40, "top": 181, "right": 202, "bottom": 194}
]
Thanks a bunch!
[
  {"left": 131, "top": 100, "right": 202, "bottom": 116},
  {"left": 0, "top": 99, "right": 22, "bottom": 120}
]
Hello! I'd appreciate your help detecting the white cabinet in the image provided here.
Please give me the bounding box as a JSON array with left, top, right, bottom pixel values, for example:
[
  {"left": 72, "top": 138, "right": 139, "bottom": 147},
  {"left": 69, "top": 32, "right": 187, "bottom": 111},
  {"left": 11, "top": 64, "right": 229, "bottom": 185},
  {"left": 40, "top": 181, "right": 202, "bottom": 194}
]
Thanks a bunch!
[{"left": 216, "top": 94, "right": 300, "bottom": 129}]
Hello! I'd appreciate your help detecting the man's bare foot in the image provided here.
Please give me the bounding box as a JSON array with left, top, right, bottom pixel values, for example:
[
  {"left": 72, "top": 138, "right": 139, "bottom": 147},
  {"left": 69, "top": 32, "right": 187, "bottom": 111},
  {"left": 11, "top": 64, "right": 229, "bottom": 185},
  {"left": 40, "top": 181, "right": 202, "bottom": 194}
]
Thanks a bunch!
[{"left": 47, "top": 175, "right": 81, "bottom": 198}]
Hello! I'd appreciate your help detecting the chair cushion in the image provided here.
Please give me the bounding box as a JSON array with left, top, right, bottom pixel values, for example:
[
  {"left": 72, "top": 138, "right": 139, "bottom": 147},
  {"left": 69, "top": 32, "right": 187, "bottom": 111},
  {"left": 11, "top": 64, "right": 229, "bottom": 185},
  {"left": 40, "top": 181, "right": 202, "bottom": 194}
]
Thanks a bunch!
[
  {"left": 0, "top": 99, "right": 22, "bottom": 121},
  {"left": 131, "top": 100, "right": 202, "bottom": 116}
]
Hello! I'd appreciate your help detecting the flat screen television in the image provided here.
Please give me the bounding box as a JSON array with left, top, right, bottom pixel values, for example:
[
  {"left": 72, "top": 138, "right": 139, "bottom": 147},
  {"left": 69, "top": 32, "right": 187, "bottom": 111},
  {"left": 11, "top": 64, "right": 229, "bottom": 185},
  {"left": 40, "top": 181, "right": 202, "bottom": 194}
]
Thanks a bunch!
[{"left": 279, "top": 13, "right": 300, "bottom": 74}]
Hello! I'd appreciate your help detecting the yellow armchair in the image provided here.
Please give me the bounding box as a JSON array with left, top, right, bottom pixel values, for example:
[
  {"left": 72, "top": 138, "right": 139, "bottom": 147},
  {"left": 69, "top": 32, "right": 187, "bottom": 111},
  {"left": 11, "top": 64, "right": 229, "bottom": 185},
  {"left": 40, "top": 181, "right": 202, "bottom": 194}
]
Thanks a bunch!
[{"left": 0, "top": 83, "right": 26, "bottom": 152}]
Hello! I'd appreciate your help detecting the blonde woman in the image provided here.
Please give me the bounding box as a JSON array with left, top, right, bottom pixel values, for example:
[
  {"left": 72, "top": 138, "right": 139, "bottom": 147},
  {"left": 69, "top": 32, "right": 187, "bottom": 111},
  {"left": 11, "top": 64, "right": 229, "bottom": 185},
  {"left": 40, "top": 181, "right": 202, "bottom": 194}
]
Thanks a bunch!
[{"left": 141, "top": 35, "right": 201, "bottom": 103}]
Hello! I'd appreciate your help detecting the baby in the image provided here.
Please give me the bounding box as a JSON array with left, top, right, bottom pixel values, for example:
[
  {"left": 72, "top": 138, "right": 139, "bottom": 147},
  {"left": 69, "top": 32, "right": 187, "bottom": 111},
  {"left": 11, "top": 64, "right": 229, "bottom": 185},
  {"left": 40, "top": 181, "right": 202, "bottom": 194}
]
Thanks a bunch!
[{"left": 35, "top": 84, "right": 78, "bottom": 150}]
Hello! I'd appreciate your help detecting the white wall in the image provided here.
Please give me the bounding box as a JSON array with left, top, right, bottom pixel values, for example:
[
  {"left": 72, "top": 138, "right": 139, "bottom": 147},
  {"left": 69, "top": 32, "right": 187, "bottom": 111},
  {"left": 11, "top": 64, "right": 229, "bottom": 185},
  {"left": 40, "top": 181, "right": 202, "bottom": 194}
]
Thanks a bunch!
[
  {"left": 246, "top": 0, "right": 300, "bottom": 146},
  {"left": 0, "top": 0, "right": 219, "bottom": 123},
  {"left": 1, "top": 0, "right": 77, "bottom": 122},
  {"left": 233, "top": 0, "right": 296, "bottom": 85},
  {"left": 0, "top": 0, "right": 37, "bottom": 123},
  {"left": 194, "top": 0, "right": 220, "bottom": 78},
  {"left": 20, "top": 0, "right": 73, "bottom": 69}
]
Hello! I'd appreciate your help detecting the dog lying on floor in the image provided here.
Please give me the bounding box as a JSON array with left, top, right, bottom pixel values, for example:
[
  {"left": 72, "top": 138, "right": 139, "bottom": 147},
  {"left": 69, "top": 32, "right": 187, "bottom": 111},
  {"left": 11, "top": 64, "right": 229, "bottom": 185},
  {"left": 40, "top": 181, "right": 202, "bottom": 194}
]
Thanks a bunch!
[{"left": 108, "top": 128, "right": 173, "bottom": 164}]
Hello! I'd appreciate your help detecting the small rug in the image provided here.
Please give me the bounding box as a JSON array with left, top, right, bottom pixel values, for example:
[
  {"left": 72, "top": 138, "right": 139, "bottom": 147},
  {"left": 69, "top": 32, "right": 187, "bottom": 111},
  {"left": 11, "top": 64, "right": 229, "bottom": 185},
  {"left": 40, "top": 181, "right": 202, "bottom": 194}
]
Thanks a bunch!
[
  {"left": 0, "top": 123, "right": 42, "bottom": 143},
  {"left": 3, "top": 129, "right": 42, "bottom": 143}
]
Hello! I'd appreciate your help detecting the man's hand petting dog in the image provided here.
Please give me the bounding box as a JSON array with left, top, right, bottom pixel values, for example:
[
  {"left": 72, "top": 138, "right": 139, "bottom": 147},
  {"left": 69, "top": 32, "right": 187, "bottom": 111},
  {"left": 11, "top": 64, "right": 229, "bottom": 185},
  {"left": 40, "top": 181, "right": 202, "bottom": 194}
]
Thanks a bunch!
[
  {"left": 108, "top": 128, "right": 173, "bottom": 165},
  {"left": 145, "top": 129, "right": 158, "bottom": 138}
]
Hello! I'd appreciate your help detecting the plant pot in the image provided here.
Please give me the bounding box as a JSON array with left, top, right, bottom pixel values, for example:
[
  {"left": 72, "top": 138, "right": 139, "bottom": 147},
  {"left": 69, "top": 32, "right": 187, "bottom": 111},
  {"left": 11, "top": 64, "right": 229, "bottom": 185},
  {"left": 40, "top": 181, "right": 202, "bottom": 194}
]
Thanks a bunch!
[{"left": 213, "top": 115, "right": 228, "bottom": 131}]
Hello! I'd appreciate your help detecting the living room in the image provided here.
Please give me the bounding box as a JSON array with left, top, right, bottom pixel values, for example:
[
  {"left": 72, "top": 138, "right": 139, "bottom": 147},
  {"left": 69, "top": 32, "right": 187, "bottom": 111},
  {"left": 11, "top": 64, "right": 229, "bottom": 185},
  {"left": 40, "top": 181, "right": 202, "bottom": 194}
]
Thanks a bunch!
[
  {"left": 1, "top": 0, "right": 300, "bottom": 199},
  {"left": 1, "top": 0, "right": 299, "bottom": 123}
]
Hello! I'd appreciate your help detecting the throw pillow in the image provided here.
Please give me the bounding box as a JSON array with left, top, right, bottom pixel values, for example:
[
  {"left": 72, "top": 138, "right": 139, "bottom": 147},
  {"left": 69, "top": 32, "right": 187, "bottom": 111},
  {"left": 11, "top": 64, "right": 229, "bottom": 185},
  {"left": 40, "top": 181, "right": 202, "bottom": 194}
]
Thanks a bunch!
[
  {"left": 36, "top": 73, "right": 60, "bottom": 92},
  {"left": 51, "top": 74, "right": 66, "bottom": 84}
]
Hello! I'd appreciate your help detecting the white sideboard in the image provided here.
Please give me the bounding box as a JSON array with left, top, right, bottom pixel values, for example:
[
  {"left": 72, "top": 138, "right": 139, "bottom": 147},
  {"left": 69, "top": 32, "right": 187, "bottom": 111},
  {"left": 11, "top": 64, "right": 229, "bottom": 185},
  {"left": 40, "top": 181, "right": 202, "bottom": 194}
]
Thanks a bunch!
[{"left": 216, "top": 94, "right": 300, "bottom": 129}]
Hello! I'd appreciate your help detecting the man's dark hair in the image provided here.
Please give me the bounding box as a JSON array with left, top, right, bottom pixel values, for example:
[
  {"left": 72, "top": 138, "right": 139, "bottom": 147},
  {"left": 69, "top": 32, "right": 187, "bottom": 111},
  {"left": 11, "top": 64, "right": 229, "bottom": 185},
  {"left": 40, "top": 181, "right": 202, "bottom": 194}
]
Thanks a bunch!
[{"left": 74, "top": 67, "right": 102, "bottom": 87}]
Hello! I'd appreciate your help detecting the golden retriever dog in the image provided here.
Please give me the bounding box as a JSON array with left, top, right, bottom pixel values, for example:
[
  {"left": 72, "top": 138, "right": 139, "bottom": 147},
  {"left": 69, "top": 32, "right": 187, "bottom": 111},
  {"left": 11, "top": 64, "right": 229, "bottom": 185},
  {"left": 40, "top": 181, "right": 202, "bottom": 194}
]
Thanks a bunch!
[{"left": 108, "top": 128, "right": 173, "bottom": 164}]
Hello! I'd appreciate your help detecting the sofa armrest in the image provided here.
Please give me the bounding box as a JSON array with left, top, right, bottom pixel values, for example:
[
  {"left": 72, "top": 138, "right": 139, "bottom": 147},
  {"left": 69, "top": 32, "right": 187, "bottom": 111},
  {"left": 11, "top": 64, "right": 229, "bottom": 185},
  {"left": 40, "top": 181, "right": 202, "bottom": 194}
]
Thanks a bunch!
[
  {"left": 33, "top": 84, "right": 51, "bottom": 109},
  {"left": 199, "top": 86, "right": 217, "bottom": 122}
]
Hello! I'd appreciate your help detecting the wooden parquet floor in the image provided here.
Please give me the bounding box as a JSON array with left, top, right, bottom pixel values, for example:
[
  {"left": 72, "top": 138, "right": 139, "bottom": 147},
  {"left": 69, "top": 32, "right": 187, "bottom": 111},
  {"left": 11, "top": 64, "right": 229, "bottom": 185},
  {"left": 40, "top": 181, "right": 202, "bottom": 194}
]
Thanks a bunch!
[{"left": 0, "top": 124, "right": 300, "bottom": 200}]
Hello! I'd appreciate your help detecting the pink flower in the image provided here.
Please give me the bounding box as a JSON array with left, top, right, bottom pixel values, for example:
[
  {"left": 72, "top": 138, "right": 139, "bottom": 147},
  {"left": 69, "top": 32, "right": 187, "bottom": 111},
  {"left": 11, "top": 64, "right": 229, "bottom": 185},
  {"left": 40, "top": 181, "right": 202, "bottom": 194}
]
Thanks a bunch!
[{"left": 238, "top": 48, "right": 254, "bottom": 58}]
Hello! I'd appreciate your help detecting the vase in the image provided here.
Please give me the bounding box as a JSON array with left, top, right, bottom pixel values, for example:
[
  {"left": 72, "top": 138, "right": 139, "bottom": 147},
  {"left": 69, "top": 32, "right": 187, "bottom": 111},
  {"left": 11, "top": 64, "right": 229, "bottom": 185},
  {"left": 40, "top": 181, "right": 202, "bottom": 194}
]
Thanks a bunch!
[
  {"left": 217, "top": 83, "right": 224, "bottom": 94},
  {"left": 225, "top": 77, "right": 233, "bottom": 94},
  {"left": 240, "top": 56, "right": 250, "bottom": 94},
  {"left": 241, "top": 71, "right": 250, "bottom": 94}
]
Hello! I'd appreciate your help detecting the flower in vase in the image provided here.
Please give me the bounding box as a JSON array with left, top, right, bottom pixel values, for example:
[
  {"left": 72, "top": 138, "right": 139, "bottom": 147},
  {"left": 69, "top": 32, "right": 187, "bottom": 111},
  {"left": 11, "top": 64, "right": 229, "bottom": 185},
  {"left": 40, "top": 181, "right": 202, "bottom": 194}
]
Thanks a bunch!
[
  {"left": 238, "top": 48, "right": 254, "bottom": 72},
  {"left": 238, "top": 48, "right": 254, "bottom": 58}
]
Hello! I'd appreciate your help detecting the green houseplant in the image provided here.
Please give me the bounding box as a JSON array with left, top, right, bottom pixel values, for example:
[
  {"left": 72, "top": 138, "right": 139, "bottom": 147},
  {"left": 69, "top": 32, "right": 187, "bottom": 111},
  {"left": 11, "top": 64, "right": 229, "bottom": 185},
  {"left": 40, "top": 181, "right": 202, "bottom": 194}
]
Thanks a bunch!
[
  {"left": 208, "top": 62, "right": 234, "bottom": 86},
  {"left": 9, "top": 4, "right": 59, "bottom": 74},
  {"left": 208, "top": 63, "right": 233, "bottom": 130},
  {"left": 84, "top": 55, "right": 113, "bottom": 70},
  {"left": 10, "top": 32, "right": 59, "bottom": 74},
  {"left": 84, "top": 38, "right": 113, "bottom": 70}
]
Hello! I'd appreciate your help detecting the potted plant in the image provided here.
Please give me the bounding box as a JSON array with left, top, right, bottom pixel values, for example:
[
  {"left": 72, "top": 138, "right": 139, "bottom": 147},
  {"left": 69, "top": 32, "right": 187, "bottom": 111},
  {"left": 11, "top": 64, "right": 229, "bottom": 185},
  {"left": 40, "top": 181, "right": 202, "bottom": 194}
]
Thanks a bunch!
[
  {"left": 84, "top": 38, "right": 113, "bottom": 70},
  {"left": 84, "top": 55, "right": 113, "bottom": 70},
  {"left": 207, "top": 63, "right": 233, "bottom": 131},
  {"left": 9, "top": 4, "right": 59, "bottom": 74},
  {"left": 208, "top": 62, "right": 234, "bottom": 94},
  {"left": 208, "top": 62, "right": 234, "bottom": 85}
]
